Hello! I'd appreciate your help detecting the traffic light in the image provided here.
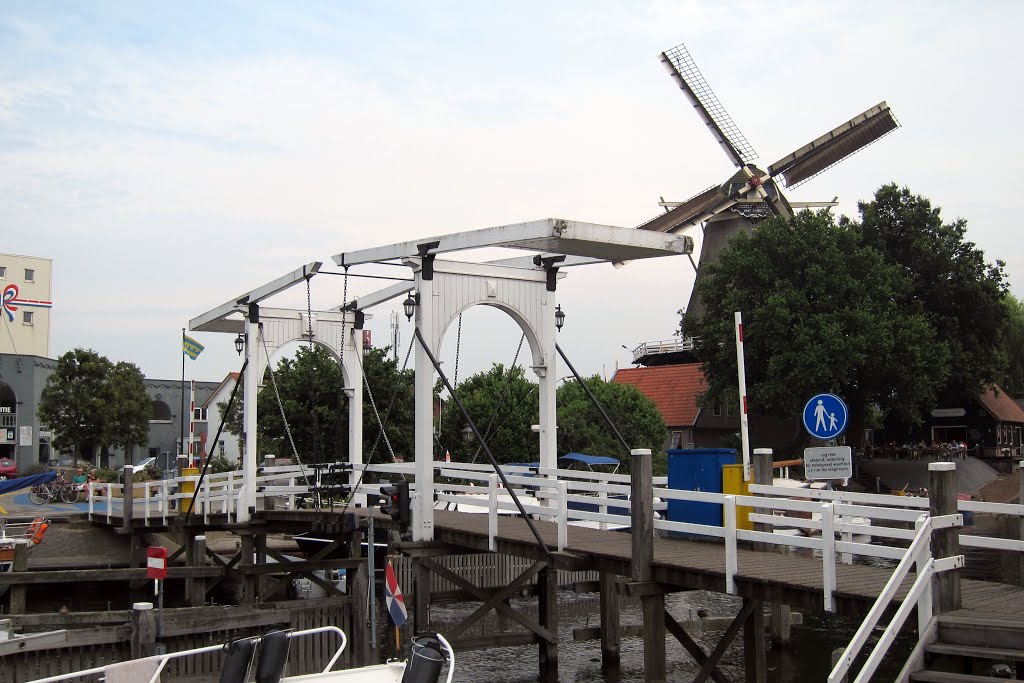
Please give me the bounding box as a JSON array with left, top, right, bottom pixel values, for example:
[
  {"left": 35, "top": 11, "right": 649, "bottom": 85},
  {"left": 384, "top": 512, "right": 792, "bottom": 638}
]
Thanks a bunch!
[{"left": 379, "top": 480, "right": 411, "bottom": 530}]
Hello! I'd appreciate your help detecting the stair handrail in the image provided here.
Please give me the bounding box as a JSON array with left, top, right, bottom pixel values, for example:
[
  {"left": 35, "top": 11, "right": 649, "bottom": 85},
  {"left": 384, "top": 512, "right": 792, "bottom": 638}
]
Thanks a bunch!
[{"left": 828, "top": 512, "right": 963, "bottom": 682}]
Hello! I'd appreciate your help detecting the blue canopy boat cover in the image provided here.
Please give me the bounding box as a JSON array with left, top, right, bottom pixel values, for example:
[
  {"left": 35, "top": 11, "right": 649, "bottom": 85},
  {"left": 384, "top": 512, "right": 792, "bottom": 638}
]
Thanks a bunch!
[
  {"left": 558, "top": 453, "right": 620, "bottom": 469},
  {"left": 0, "top": 471, "right": 56, "bottom": 495}
]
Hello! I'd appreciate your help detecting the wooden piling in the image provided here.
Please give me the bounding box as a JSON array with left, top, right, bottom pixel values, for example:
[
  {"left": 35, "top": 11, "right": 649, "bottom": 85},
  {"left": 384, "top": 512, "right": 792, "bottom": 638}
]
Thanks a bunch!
[
  {"left": 631, "top": 448, "right": 666, "bottom": 683},
  {"left": 538, "top": 564, "right": 558, "bottom": 682},
  {"left": 599, "top": 571, "right": 620, "bottom": 669},
  {"left": 121, "top": 465, "right": 134, "bottom": 531},
  {"left": 186, "top": 534, "right": 207, "bottom": 607},
  {"left": 413, "top": 558, "right": 431, "bottom": 635},
  {"left": 929, "top": 462, "right": 961, "bottom": 613},
  {"left": 10, "top": 543, "right": 28, "bottom": 614},
  {"left": 743, "top": 599, "right": 766, "bottom": 683},
  {"left": 129, "top": 602, "right": 157, "bottom": 659},
  {"left": 1019, "top": 462, "right": 1023, "bottom": 588},
  {"left": 239, "top": 534, "right": 257, "bottom": 605}
]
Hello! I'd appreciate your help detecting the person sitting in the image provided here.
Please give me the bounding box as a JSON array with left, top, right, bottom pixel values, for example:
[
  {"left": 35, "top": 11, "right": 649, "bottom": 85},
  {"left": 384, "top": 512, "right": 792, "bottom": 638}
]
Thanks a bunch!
[{"left": 71, "top": 468, "right": 90, "bottom": 500}]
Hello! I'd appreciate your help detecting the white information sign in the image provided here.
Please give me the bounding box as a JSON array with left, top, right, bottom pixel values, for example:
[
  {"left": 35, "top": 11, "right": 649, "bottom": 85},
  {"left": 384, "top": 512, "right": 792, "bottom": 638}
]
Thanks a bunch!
[
  {"left": 19, "top": 426, "right": 32, "bottom": 447},
  {"left": 803, "top": 446, "right": 853, "bottom": 480}
]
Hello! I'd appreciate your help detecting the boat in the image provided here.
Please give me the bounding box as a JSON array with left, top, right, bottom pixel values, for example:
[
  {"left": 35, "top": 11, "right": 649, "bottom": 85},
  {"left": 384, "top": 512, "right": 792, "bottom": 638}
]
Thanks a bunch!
[
  {"left": 28, "top": 627, "right": 455, "bottom": 683},
  {"left": 0, "top": 517, "right": 50, "bottom": 596}
]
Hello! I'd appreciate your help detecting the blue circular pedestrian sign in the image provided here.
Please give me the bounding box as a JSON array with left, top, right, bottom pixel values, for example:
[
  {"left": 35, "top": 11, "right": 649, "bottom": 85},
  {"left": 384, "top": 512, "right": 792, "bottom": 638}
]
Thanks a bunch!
[{"left": 802, "top": 393, "right": 848, "bottom": 440}]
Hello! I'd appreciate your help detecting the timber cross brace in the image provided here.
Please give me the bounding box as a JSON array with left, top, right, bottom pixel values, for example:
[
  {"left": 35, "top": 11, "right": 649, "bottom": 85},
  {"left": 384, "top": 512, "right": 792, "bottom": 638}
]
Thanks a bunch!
[{"left": 409, "top": 554, "right": 561, "bottom": 681}]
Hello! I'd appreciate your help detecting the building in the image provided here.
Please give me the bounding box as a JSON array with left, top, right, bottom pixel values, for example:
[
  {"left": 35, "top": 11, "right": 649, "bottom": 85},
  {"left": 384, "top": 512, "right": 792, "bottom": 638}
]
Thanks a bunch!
[
  {"left": 612, "top": 363, "right": 739, "bottom": 450},
  {"left": 0, "top": 253, "right": 53, "bottom": 358},
  {"left": 202, "top": 372, "right": 242, "bottom": 465},
  {"left": 0, "top": 350, "right": 221, "bottom": 472}
]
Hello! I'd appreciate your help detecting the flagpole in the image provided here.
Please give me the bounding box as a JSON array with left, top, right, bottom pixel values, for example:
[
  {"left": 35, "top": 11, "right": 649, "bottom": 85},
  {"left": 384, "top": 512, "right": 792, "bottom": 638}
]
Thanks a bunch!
[{"left": 180, "top": 327, "right": 186, "bottom": 475}]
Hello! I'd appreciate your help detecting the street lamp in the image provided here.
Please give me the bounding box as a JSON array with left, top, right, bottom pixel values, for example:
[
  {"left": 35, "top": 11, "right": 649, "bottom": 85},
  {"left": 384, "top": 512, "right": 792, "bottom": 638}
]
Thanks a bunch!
[
  {"left": 461, "top": 425, "right": 474, "bottom": 444},
  {"left": 403, "top": 291, "right": 418, "bottom": 321},
  {"left": 234, "top": 333, "right": 245, "bottom": 356},
  {"left": 554, "top": 304, "right": 565, "bottom": 332}
]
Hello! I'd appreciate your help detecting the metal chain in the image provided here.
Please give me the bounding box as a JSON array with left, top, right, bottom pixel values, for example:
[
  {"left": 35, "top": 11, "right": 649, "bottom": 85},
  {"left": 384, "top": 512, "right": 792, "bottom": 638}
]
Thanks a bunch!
[
  {"left": 453, "top": 313, "right": 462, "bottom": 387},
  {"left": 305, "top": 277, "right": 326, "bottom": 465}
]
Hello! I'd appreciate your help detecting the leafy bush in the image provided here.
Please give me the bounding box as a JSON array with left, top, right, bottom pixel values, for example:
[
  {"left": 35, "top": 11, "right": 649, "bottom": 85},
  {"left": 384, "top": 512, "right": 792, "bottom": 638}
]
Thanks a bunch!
[
  {"left": 92, "top": 468, "right": 120, "bottom": 483},
  {"left": 208, "top": 454, "right": 239, "bottom": 473}
]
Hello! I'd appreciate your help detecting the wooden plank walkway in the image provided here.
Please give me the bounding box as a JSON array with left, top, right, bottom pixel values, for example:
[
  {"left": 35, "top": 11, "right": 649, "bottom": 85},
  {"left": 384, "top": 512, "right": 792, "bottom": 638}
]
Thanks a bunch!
[{"left": 357, "top": 508, "right": 1024, "bottom": 618}]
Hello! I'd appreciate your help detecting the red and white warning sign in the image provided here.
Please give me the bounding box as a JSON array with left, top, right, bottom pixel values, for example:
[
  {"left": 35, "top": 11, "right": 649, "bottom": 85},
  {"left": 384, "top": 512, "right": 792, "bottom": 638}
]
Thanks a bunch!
[{"left": 146, "top": 546, "right": 168, "bottom": 580}]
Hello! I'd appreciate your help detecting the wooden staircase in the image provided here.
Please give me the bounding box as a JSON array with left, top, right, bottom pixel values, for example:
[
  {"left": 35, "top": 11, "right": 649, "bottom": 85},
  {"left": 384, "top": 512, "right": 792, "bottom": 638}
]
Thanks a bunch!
[{"left": 909, "top": 612, "right": 1024, "bottom": 681}]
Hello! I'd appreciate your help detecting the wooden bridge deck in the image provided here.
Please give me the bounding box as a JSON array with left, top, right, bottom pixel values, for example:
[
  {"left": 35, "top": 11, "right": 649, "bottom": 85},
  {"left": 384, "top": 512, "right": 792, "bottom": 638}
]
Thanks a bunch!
[{"left": 342, "top": 508, "right": 1024, "bottom": 618}]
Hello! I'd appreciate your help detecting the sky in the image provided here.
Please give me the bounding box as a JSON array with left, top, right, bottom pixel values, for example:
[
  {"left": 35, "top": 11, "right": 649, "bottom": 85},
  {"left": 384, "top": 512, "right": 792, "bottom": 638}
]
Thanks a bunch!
[{"left": 2, "top": 1, "right": 1022, "bottom": 389}]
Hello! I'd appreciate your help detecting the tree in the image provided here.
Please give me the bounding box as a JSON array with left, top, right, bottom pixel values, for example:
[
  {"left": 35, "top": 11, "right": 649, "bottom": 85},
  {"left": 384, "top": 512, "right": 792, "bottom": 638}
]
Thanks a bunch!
[
  {"left": 690, "top": 210, "right": 948, "bottom": 449},
  {"left": 997, "top": 293, "right": 1024, "bottom": 397},
  {"left": 436, "top": 364, "right": 539, "bottom": 464},
  {"left": 219, "top": 344, "right": 415, "bottom": 464},
  {"left": 556, "top": 375, "right": 667, "bottom": 463},
  {"left": 854, "top": 184, "right": 1008, "bottom": 399},
  {"left": 38, "top": 349, "right": 150, "bottom": 462}
]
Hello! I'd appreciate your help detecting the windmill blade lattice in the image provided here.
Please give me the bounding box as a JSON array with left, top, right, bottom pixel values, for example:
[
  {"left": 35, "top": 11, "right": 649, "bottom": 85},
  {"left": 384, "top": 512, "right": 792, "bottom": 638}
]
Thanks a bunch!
[{"left": 660, "top": 43, "right": 758, "bottom": 168}]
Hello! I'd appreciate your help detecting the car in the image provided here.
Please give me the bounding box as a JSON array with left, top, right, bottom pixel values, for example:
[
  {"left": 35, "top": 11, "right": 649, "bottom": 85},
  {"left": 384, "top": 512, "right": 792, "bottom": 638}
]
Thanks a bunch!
[
  {"left": 128, "top": 456, "right": 158, "bottom": 474},
  {"left": 0, "top": 458, "right": 16, "bottom": 479}
]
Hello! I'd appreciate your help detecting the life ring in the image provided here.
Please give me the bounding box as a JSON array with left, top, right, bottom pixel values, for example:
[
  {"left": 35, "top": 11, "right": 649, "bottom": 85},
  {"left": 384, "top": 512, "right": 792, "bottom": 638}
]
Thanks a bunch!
[{"left": 27, "top": 518, "right": 49, "bottom": 545}]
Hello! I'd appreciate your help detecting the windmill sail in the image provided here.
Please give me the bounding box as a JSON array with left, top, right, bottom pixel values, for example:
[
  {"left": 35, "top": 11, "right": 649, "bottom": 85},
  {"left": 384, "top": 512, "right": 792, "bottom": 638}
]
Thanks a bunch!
[
  {"left": 636, "top": 185, "right": 733, "bottom": 233},
  {"left": 768, "top": 102, "right": 900, "bottom": 188},
  {"left": 660, "top": 44, "right": 757, "bottom": 168}
]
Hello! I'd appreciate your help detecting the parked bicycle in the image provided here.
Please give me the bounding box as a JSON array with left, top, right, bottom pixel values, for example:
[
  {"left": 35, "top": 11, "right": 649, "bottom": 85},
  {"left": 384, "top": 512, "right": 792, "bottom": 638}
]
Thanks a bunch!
[{"left": 29, "top": 476, "right": 80, "bottom": 504}]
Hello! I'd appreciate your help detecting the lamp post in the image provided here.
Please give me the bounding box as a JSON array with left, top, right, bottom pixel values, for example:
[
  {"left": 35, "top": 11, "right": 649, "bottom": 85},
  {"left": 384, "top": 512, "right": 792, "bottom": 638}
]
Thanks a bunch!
[
  {"left": 234, "top": 333, "right": 245, "bottom": 356},
  {"left": 555, "top": 304, "right": 565, "bottom": 332}
]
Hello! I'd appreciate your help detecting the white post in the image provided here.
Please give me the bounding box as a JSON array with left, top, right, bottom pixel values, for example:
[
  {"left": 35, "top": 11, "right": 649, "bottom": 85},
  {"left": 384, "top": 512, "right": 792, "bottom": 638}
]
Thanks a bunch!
[
  {"left": 347, "top": 322, "right": 365, "bottom": 508},
  {"left": 413, "top": 281, "right": 435, "bottom": 541},
  {"left": 240, "top": 314, "right": 260, "bottom": 524},
  {"left": 598, "top": 487, "right": 608, "bottom": 532},
  {"left": 724, "top": 494, "right": 738, "bottom": 595},
  {"left": 915, "top": 515, "right": 933, "bottom": 634},
  {"left": 734, "top": 312, "right": 752, "bottom": 481},
  {"left": 822, "top": 502, "right": 836, "bottom": 612},
  {"left": 488, "top": 473, "right": 498, "bottom": 552},
  {"left": 557, "top": 480, "right": 568, "bottom": 551}
]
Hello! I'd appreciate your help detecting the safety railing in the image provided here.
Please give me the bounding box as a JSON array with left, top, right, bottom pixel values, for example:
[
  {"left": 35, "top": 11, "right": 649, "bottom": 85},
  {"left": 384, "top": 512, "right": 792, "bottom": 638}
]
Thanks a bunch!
[
  {"left": 87, "top": 471, "right": 246, "bottom": 524},
  {"left": 827, "top": 514, "right": 964, "bottom": 683}
]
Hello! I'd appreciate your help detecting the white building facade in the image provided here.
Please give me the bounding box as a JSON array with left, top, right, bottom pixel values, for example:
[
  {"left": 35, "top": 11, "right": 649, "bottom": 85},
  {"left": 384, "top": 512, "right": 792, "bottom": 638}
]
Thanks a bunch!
[{"left": 0, "top": 254, "right": 53, "bottom": 358}]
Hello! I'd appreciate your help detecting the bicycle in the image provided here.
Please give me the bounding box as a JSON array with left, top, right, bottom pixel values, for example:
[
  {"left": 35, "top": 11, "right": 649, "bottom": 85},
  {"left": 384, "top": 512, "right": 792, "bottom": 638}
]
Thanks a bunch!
[{"left": 29, "top": 477, "right": 80, "bottom": 504}]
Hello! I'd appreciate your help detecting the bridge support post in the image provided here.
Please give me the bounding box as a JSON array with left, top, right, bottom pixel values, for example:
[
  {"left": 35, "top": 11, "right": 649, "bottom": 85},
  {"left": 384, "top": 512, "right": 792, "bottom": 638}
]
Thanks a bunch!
[
  {"left": 413, "top": 559, "right": 431, "bottom": 635},
  {"left": 9, "top": 544, "right": 28, "bottom": 614},
  {"left": 753, "top": 449, "right": 792, "bottom": 646},
  {"left": 631, "top": 448, "right": 666, "bottom": 683},
  {"left": 538, "top": 564, "right": 558, "bottom": 681},
  {"left": 130, "top": 602, "right": 157, "bottom": 659},
  {"left": 186, "top": 534, "right": 207, "bottom": 607},
  {"left": 239, "top": 534, "right": 257, "bottom": 605},
  {"left": 929, "top": 462, "right": 961, "bottom": 613},
  {"left": 743, "top": 598, "right": 766, "bottom": 683},
  {"left": 599, "top": 571, "right": 620, "bottom": 669},
  {"left": 1019, "top": 462, "right": 1023, "bottom": 588}
]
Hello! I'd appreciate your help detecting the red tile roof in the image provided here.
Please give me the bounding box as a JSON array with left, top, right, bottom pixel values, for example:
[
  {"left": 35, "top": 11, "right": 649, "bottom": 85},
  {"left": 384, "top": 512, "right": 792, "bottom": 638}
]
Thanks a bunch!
[
  {"left": 612, "top": 363, "right": 706, "bottom": 427},
  {"left": 978, "top": 385, "right": 1024, "bottom": 424}
]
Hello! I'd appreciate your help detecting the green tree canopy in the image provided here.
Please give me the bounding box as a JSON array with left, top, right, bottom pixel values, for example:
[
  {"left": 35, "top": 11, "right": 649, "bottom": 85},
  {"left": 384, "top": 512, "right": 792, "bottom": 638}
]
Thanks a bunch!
[
  {"left": 220, "top": 344, "right": 415, "bottom": 464},
  {"left": 437, "top": 364, "right": 539, "bottom": 464},
  {"left": 38, "top": 349, "right": 150, "bottom": 460},
  {"left": 853, "top": 184, "right": 1008, "bottom": 398},
  {"left": 556, "top": 375, "right": 667, "bottom": 462},
  {"left": 997, "top": 293, "right": 1024, "bottom": 397},
  {"left": 691, "top": 209, "right": 948, "bottom": 447}
]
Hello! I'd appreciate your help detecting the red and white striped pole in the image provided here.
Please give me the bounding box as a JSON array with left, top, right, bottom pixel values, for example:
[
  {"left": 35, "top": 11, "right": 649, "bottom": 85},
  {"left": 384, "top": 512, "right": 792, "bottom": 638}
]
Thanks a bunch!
[{"left": 735, "top": 312, "right": 752, "bottom": 481}]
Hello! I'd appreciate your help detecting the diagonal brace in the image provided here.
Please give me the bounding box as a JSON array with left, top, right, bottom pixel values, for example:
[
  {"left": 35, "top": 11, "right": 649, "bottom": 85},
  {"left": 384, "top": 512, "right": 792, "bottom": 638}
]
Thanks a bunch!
[
  {"left": 693, "top": 599, "right": 757, "bottom": 683},
  {"left": 665, "top": 610, "right": 731, "bottom": 683},
  {"left": 420, "top": 557, "right": 554, "bottom": 642}
]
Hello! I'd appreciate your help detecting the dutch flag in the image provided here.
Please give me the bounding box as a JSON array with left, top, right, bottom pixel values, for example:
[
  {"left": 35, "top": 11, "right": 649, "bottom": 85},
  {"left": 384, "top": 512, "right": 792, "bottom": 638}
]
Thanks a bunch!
[{"left": 384, "top": 560, "right": 407, "bottom": 627}]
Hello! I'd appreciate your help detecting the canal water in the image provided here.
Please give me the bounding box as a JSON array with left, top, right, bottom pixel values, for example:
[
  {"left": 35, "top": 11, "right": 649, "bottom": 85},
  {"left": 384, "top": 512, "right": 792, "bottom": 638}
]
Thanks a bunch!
[{"left": 431, "top": 589, "right": 913, "bottom": 682}]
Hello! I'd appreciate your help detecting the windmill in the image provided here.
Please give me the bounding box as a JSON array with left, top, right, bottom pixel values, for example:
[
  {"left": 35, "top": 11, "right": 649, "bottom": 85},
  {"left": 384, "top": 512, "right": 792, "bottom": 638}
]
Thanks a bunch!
[{"left": 641, "top": 42, "right": 900, "bottom": 322}]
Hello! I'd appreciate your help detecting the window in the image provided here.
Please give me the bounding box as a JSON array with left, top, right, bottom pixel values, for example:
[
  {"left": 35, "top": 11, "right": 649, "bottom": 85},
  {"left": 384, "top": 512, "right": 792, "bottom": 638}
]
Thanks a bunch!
[
  {"left": 151, "top": 400, "right": 172, "bottom": 422},
  {"left": 22, "top": 311, "right": 33, "bottom": 325},
  {"left": 24, "top": 268, "right": 34, "bottom": 282},
  {"left": 219, "top": 440, "right": 226, "bottom": 456},
  {"left": 726, "top": 403, "right": 737, "bottom": 417},
  {"left": 712, "top": 405, "right": 722, "bottom": 417},
  {"left": 0, "top": 266, "right": 6, "bottom": 279},
  {"left": 193, "top": 407, "right": 208, "bottom": 421},
  {"left": 670, "top": 431, "right": 683, "bottom": 449}
]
